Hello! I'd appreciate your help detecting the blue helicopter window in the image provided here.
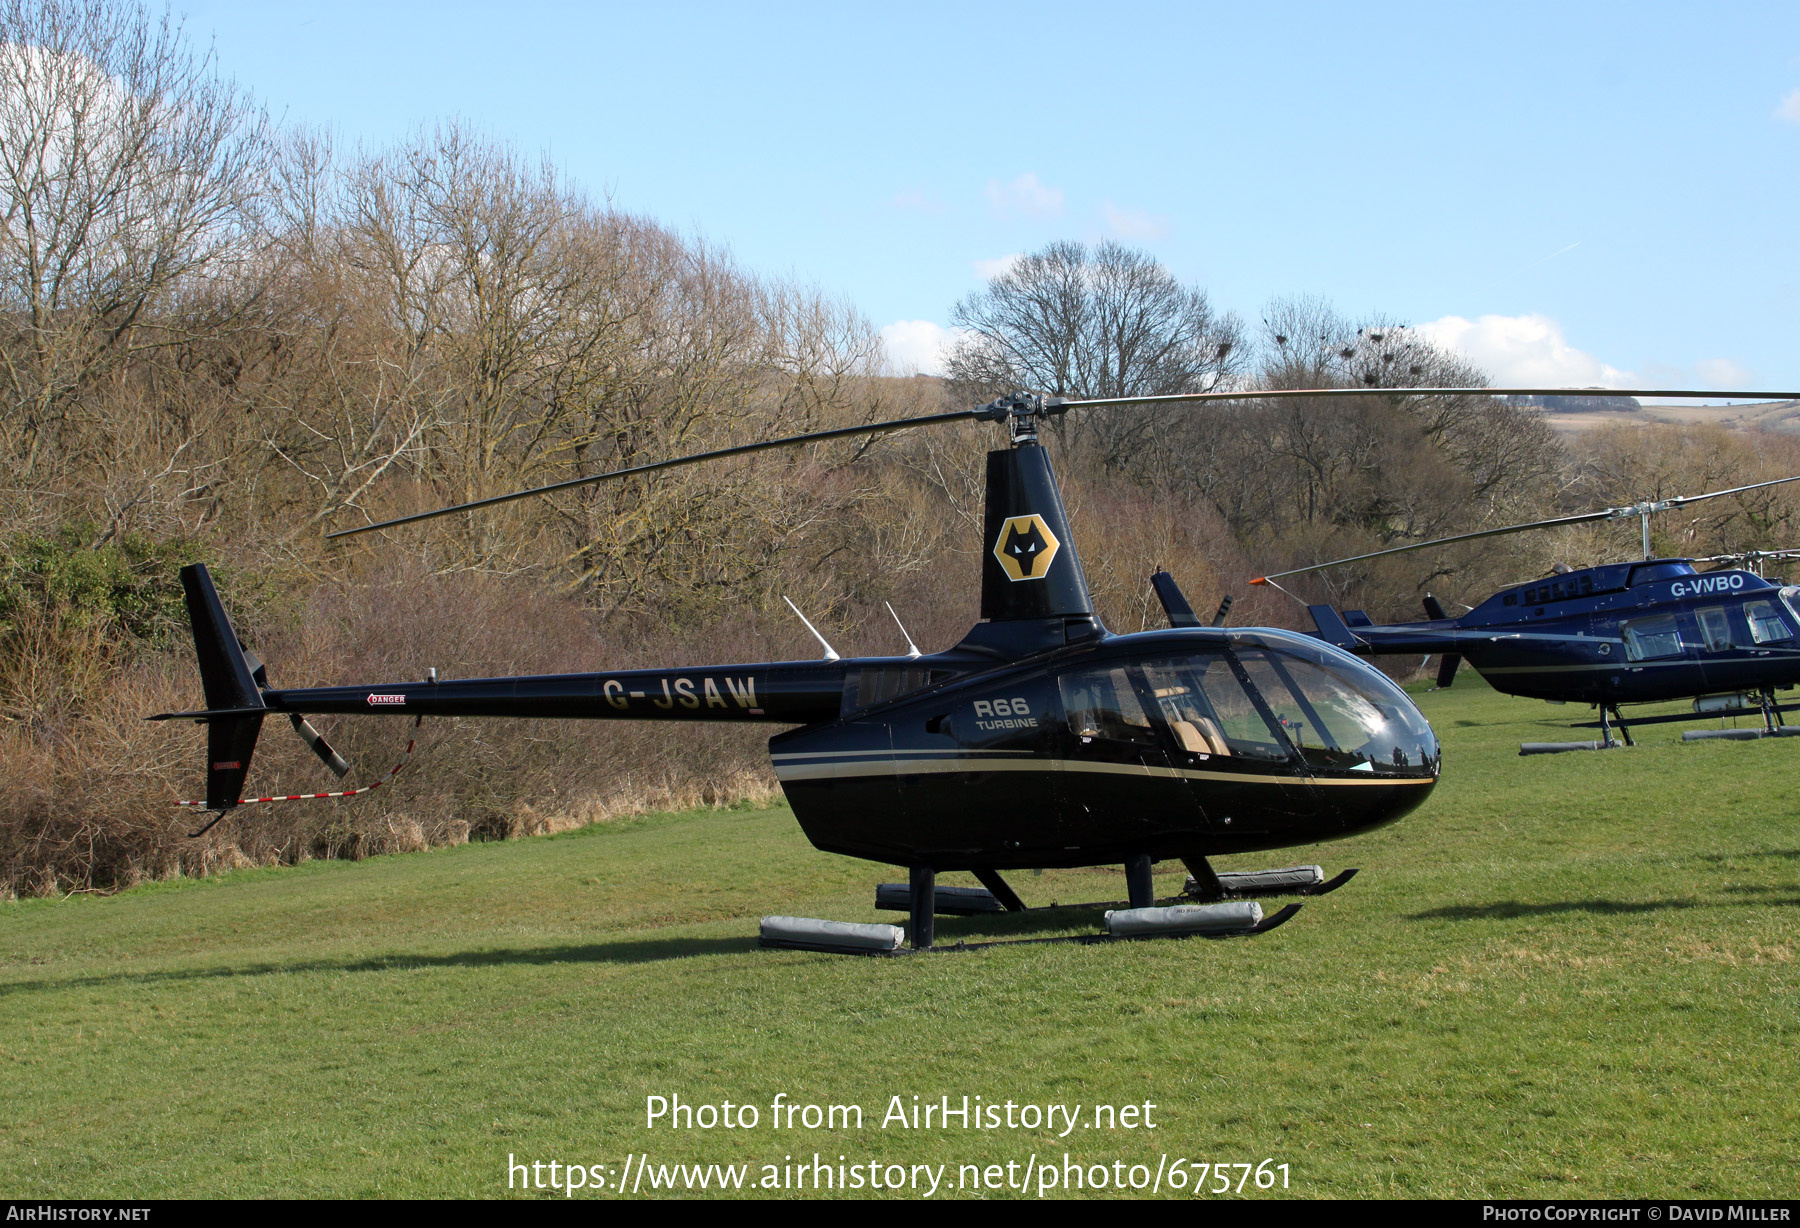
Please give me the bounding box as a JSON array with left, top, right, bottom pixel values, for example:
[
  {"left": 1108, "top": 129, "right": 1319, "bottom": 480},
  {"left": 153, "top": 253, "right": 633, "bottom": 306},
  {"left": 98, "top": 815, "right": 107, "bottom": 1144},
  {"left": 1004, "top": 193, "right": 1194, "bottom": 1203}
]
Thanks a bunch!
[
  {"left": 1628, "top": 562, "right": 1696, "bottom": 586},
  {"left": 1697, "top": 607, "right": 1733, "bottom": 652},
  {"left": 1622, "top": 614, "right": 1683, "bottom": 660},
  {"left": 1743, "top": 600, "right": 1793, "bottom": 645}
]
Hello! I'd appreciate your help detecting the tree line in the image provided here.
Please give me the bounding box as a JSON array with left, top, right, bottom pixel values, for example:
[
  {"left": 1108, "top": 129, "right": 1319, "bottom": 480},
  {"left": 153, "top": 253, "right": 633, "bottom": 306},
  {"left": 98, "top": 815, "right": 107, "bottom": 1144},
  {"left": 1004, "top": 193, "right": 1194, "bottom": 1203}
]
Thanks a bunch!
[{"left": 5, "top": 0, "right": 1800, "bottom": 895}]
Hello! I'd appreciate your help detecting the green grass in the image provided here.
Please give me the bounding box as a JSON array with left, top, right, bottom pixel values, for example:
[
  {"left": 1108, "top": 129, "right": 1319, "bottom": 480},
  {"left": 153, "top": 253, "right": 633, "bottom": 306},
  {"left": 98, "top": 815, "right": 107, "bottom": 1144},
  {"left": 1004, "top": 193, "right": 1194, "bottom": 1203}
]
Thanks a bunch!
[{"left": 3, "top": 676, "right": 1797, "bottom": 1199}]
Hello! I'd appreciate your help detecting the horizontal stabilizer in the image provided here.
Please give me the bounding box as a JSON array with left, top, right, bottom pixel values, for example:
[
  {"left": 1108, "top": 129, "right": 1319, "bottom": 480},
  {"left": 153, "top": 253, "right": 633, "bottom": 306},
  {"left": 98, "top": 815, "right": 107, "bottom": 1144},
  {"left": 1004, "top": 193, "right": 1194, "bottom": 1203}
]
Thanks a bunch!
[{"left": 146, "top": 705, "right": 269, "bottom": 723}]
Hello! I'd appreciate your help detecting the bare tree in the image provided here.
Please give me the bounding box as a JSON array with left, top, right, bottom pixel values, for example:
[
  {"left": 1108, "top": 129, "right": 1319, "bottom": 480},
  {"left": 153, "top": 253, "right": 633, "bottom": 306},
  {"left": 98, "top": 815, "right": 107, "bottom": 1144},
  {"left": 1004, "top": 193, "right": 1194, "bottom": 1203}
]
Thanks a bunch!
[
  {"left": 946, "top": 240, "right": 1244, "bottom": 468},
  {"left": 1190, "top": 297, "right": 1567, "bottom": 612},
  {"left": 0, "top": 0, "right": 270, "bottom": 486}
]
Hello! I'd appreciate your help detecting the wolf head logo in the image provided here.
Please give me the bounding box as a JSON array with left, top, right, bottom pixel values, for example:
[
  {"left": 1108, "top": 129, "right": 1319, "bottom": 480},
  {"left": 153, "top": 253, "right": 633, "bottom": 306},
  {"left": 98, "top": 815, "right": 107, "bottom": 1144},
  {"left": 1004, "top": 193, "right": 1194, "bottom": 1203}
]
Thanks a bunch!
[{"left": 993, "top": 514, "right": 1061, "bottom": 582}]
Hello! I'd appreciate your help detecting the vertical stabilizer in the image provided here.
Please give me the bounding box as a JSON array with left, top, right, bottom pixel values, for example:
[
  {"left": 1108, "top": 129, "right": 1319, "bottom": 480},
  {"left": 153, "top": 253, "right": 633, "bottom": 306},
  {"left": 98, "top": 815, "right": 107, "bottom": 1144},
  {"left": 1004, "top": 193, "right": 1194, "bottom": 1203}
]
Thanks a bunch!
[
  {"left": 179, "top": 564, "right": 266, "bottom": 810},
  {"left": 980, "top": 446, "right": 1095, "bottom": 622}
]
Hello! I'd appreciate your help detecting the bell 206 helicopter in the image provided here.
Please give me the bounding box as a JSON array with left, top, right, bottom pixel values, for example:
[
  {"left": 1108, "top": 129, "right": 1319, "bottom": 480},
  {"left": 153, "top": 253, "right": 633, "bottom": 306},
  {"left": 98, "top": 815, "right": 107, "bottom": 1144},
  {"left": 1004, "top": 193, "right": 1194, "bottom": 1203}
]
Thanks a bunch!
[
  {"left": 152, "top": 385, "right": 1789, "bottom": 950},
  {"left": 1256, "top": 466, "right": 1800, "bottom": 752}
]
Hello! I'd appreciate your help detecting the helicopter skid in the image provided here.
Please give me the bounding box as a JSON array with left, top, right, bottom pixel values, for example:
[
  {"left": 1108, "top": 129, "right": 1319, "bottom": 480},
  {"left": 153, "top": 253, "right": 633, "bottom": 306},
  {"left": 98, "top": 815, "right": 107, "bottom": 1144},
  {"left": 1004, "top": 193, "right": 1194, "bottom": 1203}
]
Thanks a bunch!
[
  {"left": 763, "top": 903, "right": 1302, "bottom": 956},
  {"left": 1682, "top": 726, "right": 1800, "bottom": 742},
  {"left": 1519, "top": 740, "right": 1624, "bottom": 755},
  {"left": 873, "top": 881, "right": 1338, "bottom": 915},
  {"left": 1180, "top": 865, "right": 1359, "bottom": 900}
]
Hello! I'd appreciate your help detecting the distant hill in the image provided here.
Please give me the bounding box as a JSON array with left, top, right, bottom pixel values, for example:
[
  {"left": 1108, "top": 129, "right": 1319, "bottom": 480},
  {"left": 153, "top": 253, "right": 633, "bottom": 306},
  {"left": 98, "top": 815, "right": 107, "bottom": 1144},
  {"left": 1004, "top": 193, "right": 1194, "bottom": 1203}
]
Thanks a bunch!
[
  {"left": 1526, "top": 396, "right": 1800, "bottom": 437},
  {"left": 1508, "top": 393, "right": 1642, "bottom": 413}
]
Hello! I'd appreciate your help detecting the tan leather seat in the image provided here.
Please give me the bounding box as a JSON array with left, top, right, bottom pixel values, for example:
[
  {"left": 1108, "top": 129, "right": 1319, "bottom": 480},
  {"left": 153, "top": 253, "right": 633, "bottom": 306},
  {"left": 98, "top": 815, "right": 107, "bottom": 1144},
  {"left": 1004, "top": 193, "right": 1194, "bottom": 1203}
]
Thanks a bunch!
[
  {"left": 1194, "top": 717, "right": 1229, "bottom": 755},
  {"left": 1170, "top": 718, "right": 1230, "bottom": 756},
  {"left": 1169, "top": 720, "right": 1206, "bottom": 753}
]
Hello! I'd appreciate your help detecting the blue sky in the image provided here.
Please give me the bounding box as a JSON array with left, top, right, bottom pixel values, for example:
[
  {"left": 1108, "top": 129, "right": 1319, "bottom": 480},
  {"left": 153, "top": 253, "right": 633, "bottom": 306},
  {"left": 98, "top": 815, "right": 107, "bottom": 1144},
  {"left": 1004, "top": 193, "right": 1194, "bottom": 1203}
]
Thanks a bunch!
[{"left": 180, "top": 1, "right": 1800, "bottom": 392}]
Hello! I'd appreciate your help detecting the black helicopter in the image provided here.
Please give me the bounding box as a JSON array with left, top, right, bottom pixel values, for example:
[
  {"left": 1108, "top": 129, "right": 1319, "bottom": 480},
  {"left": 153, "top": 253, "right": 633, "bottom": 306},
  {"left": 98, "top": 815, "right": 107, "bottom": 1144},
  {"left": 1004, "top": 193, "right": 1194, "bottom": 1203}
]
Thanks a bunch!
[
  {"left": 1256, "top": 474, "right": 1800, "bottom": 751},
  {"left": 152, "top": 384, "right": 1793, "bottom": 950}
]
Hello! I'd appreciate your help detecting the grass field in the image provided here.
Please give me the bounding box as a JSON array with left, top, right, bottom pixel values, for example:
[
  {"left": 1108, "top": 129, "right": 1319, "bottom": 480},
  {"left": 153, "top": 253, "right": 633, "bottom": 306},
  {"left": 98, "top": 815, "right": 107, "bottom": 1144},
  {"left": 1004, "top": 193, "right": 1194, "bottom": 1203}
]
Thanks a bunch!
[{"left": 2, "top": 675, "right": 1797, "bottom": 1199}]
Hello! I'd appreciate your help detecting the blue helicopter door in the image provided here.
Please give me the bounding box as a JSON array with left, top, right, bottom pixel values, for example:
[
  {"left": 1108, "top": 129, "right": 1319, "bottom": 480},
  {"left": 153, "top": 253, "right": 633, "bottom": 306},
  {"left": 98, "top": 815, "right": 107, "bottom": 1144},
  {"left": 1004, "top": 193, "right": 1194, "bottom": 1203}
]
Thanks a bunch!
[
  {"left": 1738, "top": 598, "right": 1795, "bottom": 652},
  {"left": 1694, "top": 605, "right": 1740, "bottom": 690},
  {"left": 1710, "top": 597, "right": 1799, "bottom": 693}
]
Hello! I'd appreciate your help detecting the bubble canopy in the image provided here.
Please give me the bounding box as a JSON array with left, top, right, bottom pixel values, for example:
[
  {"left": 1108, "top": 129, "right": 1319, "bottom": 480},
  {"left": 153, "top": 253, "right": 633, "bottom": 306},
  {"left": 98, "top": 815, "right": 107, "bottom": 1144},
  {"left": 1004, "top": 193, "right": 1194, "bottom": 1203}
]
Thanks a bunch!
[{"left": 1094, "top": 629, "right": 1440, "bottom": 777}]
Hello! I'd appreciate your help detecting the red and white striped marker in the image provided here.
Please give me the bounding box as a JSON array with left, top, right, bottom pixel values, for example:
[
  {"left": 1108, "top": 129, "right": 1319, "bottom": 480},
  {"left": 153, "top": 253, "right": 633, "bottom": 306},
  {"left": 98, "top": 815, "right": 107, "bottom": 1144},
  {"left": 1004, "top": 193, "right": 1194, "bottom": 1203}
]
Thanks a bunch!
[{"left": 176, "top": 735, "right": 417, "bottom": 809}]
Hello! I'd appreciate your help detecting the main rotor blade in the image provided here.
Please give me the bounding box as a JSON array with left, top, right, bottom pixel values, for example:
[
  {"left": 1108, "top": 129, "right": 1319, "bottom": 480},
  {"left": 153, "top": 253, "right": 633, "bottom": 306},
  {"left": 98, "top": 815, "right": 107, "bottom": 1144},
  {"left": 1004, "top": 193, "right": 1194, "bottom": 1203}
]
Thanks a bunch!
[
  {"left": 1692, "top": 548, "right": 1800, "bottom": 564},
  {"left": 325, "top": 408, "right": 980, "bottom": 540},
  {"left": 1059, "top": 386, "right": 1800, "bottom": 409},
  {"left": 1253, "top": 471, "right": 1800, "bottom": 585},
  {"left": 1660, "top": 472, "right": 1800, "bottom": 509},
  {"left": 328, "top": 384, "right": 1800, "bottom": 540},
  {"left": 1250, "top": 509, "right": 1620, "bottom": 585}
]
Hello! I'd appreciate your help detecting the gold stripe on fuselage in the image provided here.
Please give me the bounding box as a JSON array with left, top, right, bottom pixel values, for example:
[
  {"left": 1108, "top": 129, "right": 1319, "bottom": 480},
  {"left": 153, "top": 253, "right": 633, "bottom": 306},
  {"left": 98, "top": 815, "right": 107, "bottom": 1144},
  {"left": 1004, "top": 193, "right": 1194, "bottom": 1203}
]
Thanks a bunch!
[{"left": 772, "top": 757, "right": 1432, "bottom": 786}]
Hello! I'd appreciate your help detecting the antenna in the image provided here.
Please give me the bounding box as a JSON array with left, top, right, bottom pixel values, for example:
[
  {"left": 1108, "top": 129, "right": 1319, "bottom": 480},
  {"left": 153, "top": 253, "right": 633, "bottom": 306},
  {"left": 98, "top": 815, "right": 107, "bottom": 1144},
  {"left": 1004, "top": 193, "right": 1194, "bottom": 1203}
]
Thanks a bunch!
[
  {"left": 783, "top": 597, "right": 841, "bottom": 662},
  {"left": 885, "top": 602, "right": 922, "bottom": 659}
]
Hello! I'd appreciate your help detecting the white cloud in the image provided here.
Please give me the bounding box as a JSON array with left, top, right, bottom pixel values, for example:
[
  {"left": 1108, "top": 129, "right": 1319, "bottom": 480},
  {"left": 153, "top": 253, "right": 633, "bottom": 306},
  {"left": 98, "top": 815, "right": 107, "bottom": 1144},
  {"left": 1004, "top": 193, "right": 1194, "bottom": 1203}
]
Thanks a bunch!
[
  {"left": 1693, "top": 357, "right": 1757, "bottom": 389},
  {"left": 1100, "top": 202, "right": 1171, "bottom": 240},
  {"left": 984, "top": 172, "right": 1064, "bottom": 219},
  {"left": 1416, "top": 313, "right": 1759, "bottom": 393},
  {"left": 973, "top": 253, "right": 1021, "bottom": 280},
  {"left": 1777, "top": 88, "right": 1800, "bottom": 124},
  {"left": 1413, "top": 313, "right": 1637, "bottom": 388},
  {"left": 879, "top": 320, "right": 968, "bottom": 376}
]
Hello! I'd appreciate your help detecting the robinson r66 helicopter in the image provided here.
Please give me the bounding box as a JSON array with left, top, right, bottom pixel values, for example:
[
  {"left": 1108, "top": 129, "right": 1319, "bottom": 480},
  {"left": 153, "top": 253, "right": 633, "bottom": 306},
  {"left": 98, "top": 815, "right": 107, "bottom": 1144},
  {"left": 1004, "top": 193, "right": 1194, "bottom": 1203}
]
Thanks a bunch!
[{"left": 154, "top": 385, "right": 1791, "bottom": 952}]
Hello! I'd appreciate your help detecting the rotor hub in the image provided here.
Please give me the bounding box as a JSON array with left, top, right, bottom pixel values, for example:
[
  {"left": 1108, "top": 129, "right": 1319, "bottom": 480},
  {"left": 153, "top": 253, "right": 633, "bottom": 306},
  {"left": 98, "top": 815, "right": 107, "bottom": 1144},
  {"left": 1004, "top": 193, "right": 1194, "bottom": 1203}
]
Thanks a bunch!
[{"left": 974, "top": 391, "right": 1070, "bottom": 447}]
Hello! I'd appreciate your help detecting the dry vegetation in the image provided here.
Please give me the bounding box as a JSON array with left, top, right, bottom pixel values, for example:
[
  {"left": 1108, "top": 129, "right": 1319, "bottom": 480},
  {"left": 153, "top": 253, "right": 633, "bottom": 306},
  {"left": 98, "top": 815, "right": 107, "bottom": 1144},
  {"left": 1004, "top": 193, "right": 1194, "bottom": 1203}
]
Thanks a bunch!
[{"left": 7, "top": 0, "right": 1800, "bottom": 896}]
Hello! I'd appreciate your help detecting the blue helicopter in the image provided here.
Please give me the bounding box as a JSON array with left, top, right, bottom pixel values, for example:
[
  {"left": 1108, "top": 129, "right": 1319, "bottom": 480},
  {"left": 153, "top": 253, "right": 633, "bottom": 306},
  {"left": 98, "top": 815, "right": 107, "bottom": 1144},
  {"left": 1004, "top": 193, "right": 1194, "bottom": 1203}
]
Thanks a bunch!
[{"left": 1255, "top": 475, "right": 1800, "bottom": 752}]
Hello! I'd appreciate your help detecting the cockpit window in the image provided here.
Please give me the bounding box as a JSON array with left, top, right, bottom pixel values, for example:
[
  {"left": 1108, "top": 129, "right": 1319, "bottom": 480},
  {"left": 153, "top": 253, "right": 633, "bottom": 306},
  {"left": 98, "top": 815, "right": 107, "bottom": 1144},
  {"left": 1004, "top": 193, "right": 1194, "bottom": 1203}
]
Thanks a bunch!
[
  {"left": 1140, "top": 657, "right": 1289, "bottom": 762},
  {"left": 1781, "top": 587, "right": 1800, "bottom": 631},
  {"left": 1138, "top": 636, "right": 1439, "bottom": 775},
  {"left": 1743, "top": 600, "right": 1793, "bottom": 645},
  {"left": 1262, "top": 656, "right": 1402, "bottom": 756}
]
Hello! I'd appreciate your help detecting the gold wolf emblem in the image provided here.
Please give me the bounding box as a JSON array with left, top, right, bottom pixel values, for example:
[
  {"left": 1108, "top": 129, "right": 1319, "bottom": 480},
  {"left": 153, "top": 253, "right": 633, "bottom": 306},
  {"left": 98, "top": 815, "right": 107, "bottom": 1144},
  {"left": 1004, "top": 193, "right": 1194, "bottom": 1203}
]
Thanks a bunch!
[{"left": 993, "top": 514, "right": 1061, "bottom": 582}]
